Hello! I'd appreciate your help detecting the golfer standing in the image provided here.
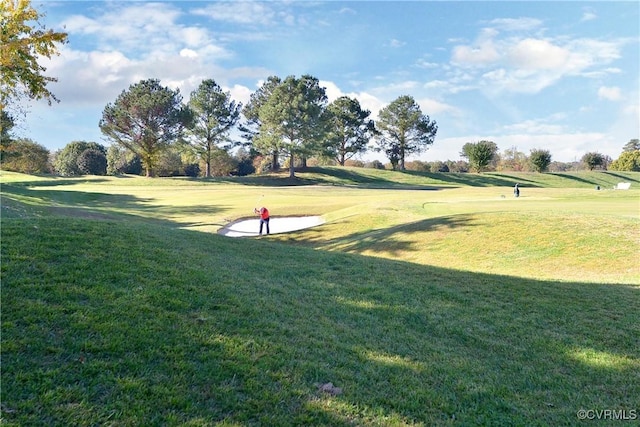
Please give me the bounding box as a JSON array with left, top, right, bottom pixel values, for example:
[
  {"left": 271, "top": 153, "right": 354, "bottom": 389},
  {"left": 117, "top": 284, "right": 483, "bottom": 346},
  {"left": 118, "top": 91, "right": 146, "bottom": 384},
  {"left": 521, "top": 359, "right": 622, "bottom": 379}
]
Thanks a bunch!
[
  {"left": 514, "top": 183, "right": 520, "bottom": 198},
  {"left": 254, "top": 206, "right": 270, "bottom": 235}
]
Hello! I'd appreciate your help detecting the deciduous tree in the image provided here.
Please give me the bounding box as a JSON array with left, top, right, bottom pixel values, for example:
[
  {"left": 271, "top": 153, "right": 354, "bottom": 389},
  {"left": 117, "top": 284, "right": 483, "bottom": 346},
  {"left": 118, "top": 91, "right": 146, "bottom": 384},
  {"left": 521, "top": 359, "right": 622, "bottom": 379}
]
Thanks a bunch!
[
  {"left": 460, "top": 140, "right": 498, "bottom": 172},
  {"left": 0, "top": 137, "right": 49, "bottom": 173},
  {"left": 0, "top": 0, "right": 68, "bottom": 112},
  {"left": 54, "top": 140, "right": 105, "bottom": 176},
  {"left": 581, "top": 152, "right": 605, "bottom": 171},
  {"left": 610, "top": 150, "right": 640, "bottom": 171},
  {"left": 375, "top": 95, "right": 437, "bottom": 171},
  {"left": 99, "top": 79, "right": 191, "bottom": 177},
  {"left": 529, "top": 149, "right": 552, "bottom": 173}
]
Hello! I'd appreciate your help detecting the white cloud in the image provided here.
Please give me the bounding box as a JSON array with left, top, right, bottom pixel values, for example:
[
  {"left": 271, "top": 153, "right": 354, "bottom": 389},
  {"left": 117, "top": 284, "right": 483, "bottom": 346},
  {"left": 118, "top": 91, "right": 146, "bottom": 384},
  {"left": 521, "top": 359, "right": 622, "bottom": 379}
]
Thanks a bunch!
[
  {"left": 581, "top": 8, "right": 598, "bottom": 22},
  {"left": 598, "top": 86, "right": 622, "bottom": 101},
  {"left": 180, "top": 49, "right": 199, "bottom": 59},
  {"left": 501, "top": 118, "right": 566, "bottom": 134},
  {"left": 416, "top": 98, "right": 458, "bottom": 116},
  {"left": 487, "top": 17, "right": 543, "bottom": 32},
  {"left": 452, "top": 39, "right": 500, "bottom": 66},
  {"left": 450, "top": 20, "right": 626, "bottom": 95},
  {"left": 319, "top": 80, "right": 385, "bottom": 120},
  {"left": 507, "top": 39, "right": 569, "bottom": 70},
  {"left": 191, "top": 2, "right": 276, "bottom": 26}
]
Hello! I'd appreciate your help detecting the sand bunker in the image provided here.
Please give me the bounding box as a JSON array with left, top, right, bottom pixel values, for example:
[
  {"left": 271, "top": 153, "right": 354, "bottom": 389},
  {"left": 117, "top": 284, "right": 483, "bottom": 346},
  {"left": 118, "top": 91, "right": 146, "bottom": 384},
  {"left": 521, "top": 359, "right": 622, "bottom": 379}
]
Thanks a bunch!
[{"left": 218, "top": 216, "right": 324, "bottom": 237}]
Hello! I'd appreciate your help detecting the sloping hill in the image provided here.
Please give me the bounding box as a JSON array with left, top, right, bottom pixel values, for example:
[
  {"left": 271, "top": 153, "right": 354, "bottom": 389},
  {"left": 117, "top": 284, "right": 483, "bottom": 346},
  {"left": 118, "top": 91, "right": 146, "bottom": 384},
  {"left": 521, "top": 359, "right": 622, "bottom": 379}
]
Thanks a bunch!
[{"left": 2, "top": 184, "right": 639, "bottom": 425}]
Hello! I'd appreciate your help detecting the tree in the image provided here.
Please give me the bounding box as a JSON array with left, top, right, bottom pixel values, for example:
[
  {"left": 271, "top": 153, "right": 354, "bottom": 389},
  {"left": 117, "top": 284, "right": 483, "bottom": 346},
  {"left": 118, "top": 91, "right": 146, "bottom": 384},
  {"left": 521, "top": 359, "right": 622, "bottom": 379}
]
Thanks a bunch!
[
  {"left": 99, "top": 79, "right": 192, "bottom": 177},
  {"left": 0, "top": 137, "right": 49, "bottom": 173},
  {"left": 1, "top": 109, "right": 16, "bottom": 163},
  {"left": 622, "top": 138, "right": 640, "bottom": 152},
  {"left": 581, "top": 152, "right": 605, "bottom": 171},
  {"left": 460, "top": 140, "right": 498, "bottom": 172},
  {"left": 610, "top": 150, "right": 640, "bottom": 171},
  {"left": 323, "top": 96, "right": 375, "bottom": 166},
  {"left": 253, "top": 75, "right": 327, "bottom": 178},
  {"left": 106, "top": 144, "right": 142, "bottom": 175},
  {"left": 185, "top": 79, "right": 241, "bottom": 177},
  {"left": 241, "top": 76, "right": 282, "bottom": 171},
  {"left": 77, "top": 148, "right": 107, "bottom": 175},
  {"left": 54, "top": 141, "right": 106, "bottom": 176},
  {"left": 529, "top": 149, "right": 552, "bottom": 173},
  {"left": 375, "top": 95, "right": 437, "bottom": 171},
  {"left": 0, "top": 0, "right": 68, "bottom": 113},
  {"left": 498, "top": 146, "right": 527, "bottom": 171}
]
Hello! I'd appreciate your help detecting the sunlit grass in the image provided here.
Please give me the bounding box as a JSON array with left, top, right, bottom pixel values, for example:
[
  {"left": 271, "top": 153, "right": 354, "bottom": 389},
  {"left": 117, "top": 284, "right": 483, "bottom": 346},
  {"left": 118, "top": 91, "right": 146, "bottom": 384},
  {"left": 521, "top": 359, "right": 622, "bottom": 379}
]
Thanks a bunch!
[{"left": 2, "top": 168, "right": 639, "bottom": 425}]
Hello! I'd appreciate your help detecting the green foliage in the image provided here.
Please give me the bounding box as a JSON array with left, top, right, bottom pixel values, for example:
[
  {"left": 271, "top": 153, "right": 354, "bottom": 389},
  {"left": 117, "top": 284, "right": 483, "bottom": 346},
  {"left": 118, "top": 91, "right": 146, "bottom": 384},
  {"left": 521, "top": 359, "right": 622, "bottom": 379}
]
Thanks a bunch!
[
  {"left": 1, "top": 109, "right": 15, "bottom": 148},
  {"left": 183, "top": 163, "right": 200, "bottom": 177},
  {"left": 99, "top": 79, "right": 192, "bottom": 177},
  {"left": 208, "top": 147, "right": 238, "bottom": 176},
  {"left": 461, "top": 140, "right": 498, "bottom": 172},
  {"left": 323, "top": 96, "right": 375, "bottom": 165},
  {"left": 76, "top": 148, "right": 107, "bottom": 175},
  {"left": 622, "top": 138, "right": 640, "bottom": 152},
  {"left": 54, "top": 141, "right": 106, "bottom": 176},
  {"left": 0, "top": 0, "right": 68, "bottom": 110},
  {"left": 376, "top": 95, "right": 438, "bottom": 170},
  {"left": 106, "top": 144, "right": 142, "bottom": 175},
  {"left": 156, "top": 148, "right": 184, "bottom": 177},
  {"left": 253, "top": 75, "right": 327, "bottom": 178},
  {"left": 581, "top": 152, "right": 605, "bottom": 171},
  {"left": 241, "top": 76, "right": 281, "bottom": 134},
  {"left": 364, "top": 159, "right": 385, "bottom": 169},
  {"left": 0, "top": 137, "right": 49, "bottom": 173},
  {"left": 529, "top": 148, "right": 552, "bottom": 172},
  {"left": 610, "top": 150, "right": 640, "bottom": 171},
  {"left": 185, "top": 79, "right": 241, "bottom": 177},
  {"left": 498, "top": 147, "right": 528, "bottom": 171}
]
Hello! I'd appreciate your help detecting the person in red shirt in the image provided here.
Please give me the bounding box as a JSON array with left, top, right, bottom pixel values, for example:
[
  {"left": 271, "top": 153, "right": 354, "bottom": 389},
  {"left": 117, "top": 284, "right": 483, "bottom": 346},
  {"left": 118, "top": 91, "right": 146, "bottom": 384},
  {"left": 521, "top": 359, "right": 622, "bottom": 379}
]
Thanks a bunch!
[{"left": 254, "top": 206, "right": 270, "bottom": 235}]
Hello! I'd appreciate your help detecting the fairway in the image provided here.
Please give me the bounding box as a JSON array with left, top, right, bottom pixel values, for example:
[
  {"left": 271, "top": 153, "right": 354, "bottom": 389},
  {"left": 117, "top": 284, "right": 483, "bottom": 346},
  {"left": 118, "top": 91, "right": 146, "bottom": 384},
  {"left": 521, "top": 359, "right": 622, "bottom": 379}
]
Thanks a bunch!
[{"left": 2, "top": 168, "right": 639, "bottom": 425}]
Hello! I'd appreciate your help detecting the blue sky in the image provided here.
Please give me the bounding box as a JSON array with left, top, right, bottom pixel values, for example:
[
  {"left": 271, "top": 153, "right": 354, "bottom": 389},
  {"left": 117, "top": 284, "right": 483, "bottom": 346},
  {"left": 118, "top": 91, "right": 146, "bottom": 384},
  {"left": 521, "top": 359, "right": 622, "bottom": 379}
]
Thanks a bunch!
[{"left": 22, "top": 1, "right": 640, "bottom": 162}]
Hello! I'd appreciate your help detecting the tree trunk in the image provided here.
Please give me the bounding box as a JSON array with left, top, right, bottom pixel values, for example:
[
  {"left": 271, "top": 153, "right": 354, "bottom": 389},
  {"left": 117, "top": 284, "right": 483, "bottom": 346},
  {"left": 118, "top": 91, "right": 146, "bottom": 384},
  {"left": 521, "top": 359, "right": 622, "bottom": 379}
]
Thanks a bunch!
[
  {"left": 205, "top": 145, "right": 212, "bottom": 177},
  {"left": 289, "top": 153, "right": 295, "bottom": 178}
]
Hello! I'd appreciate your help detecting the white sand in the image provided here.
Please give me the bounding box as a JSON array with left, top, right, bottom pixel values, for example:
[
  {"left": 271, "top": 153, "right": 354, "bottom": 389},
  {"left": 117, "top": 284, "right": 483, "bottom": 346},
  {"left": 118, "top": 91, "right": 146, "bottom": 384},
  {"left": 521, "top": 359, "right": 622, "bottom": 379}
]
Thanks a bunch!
[{"left": 218, "top": 216, "right": 324, "bottom": 237}]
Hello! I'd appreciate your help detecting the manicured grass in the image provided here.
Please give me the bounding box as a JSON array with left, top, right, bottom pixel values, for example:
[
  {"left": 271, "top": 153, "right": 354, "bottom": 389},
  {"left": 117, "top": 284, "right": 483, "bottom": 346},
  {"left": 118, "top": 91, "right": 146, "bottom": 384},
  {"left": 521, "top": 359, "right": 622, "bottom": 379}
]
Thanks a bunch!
[{"left": 2, "top": 168, "right": 639, "bottom": 425}]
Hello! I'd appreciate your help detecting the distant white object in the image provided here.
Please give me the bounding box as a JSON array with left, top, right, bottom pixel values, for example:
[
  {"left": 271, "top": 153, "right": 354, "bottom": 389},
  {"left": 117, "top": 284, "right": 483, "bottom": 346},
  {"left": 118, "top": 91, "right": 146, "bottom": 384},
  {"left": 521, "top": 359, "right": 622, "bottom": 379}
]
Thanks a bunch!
[{"left": 614, "top": 182, "right": 631, "bottom": 190}]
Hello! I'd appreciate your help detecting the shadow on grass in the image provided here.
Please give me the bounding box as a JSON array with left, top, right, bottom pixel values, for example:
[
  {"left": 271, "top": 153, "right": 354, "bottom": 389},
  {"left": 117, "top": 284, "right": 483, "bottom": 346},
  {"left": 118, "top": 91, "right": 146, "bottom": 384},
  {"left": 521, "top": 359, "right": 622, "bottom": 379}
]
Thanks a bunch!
[
  {"left": 0, "top": 183, "right": 228, "bottom": 226},
  {"left": 284, "top": 214, "right": 475, "bottom": 256},
  {"left": 212, "top": 170, "right": 446, "bottom": 190},
  {"left": 4, "top": 218, "right": 637, "bottom": 425},
  {"left": 602, "top": 171, "right": 640, "bottom": 184}
]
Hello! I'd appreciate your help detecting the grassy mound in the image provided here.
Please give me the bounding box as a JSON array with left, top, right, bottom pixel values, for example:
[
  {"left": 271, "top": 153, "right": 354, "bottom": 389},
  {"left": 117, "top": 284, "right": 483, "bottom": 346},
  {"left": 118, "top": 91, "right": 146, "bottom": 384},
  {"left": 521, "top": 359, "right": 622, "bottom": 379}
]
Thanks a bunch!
[{"left": 2, "top": 169, "right": 639, "bottom": 425}]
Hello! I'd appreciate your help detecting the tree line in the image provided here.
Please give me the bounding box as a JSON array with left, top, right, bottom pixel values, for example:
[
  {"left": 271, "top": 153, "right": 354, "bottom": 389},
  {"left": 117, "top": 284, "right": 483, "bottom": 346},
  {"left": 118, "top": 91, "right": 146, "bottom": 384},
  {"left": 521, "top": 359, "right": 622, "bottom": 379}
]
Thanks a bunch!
[{"left": 3, "top": 75, "right": 638, "bottom": 176}]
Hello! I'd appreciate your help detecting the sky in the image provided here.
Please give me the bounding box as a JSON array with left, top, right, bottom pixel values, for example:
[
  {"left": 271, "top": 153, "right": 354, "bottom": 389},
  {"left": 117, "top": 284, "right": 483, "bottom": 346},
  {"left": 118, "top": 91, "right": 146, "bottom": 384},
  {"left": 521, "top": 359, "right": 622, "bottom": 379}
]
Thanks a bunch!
[{"left": 18, "top": 0, "right": 640, "bottom": 163}]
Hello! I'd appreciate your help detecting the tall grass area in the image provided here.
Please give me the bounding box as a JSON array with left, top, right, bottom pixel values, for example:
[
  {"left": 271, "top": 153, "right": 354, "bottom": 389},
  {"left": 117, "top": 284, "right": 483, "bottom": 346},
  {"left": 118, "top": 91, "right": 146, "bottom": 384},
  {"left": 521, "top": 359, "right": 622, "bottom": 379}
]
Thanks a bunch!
[{"left": 2, "top": 169, "right": 639, "bottom": 425}]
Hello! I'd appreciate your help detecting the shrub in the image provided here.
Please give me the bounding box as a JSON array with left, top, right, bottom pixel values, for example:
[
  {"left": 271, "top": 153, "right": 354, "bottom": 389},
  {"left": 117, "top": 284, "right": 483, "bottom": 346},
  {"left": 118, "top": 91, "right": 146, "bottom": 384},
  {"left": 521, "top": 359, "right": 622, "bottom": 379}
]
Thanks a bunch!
[
  {"left": 610, "top": 151, "right": 640, "bottom": 171},
  {"left": 55, "top": 141, "right": 106, "bottom": 176},
  {"left": 77, "top": 149, "right": 107, "bottom": 175},
  {"left": 0, "top": 138, "right": 50, "bottom": 174}
]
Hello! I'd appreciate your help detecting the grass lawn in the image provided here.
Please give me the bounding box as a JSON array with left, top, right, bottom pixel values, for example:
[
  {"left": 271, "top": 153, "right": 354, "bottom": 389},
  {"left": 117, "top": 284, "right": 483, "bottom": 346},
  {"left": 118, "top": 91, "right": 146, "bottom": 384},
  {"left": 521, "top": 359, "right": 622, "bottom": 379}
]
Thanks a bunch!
[{"left": 1, "top": 168, "right": 639, "bottom": 426}]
